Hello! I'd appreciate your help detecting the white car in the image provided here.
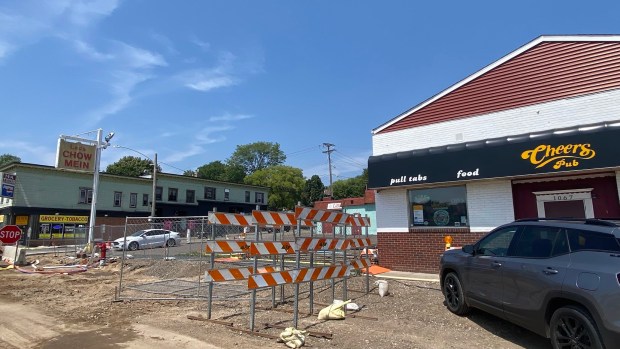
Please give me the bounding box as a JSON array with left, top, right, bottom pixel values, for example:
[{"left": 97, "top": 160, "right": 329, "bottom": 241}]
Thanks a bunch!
[{"left": 112, "top": 229, "right": 181, "bottom": 251}]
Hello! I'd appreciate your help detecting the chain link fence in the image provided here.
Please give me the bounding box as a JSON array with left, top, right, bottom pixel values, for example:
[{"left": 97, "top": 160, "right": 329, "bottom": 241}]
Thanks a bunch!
[{"left": 115, "top": 215, "right": 257, "bottom": 301}]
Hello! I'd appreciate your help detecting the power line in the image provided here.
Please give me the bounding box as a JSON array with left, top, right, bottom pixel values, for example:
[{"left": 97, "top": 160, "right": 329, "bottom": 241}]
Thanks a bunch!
[
  {"left": 286, "top": 145, "right": 322, "bottom": 157},
  {"left": 158, "top": 161, "right": 190, "bottom": 174},
  {"left": 332, "top": 152, "right": 366, "bottom": 169},
  {"left": 333, "top": 150, "right": 366, "bottom": 167}
]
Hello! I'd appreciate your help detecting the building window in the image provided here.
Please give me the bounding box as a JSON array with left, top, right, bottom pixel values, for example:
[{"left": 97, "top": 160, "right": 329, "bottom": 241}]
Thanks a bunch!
[
  {"left": 186, "top": 190, "right": 195, "bottom": 203},
  {"left": 204, "top": 187, "right": 216, "bottom": 200},
  {"left": 224, "top": 188, "right": 230, "bottom": 201},
  {"left": 168, "top": 188, "right": 178, "bottom": 202},
  {"left": 79, "top": 187, "right": 93, "bottom": 204},
  {"left": 114, "top": 191, "right": 122, "bottom": 207},
  {"left": 155, "top": 186, "right": 163, "bottom": 201},
  {"left": 245, "top": 191, "right": 250, "bottom": 203},
  {"left": 255, "top": 192, "right": 265, "bottom": 204},
  {"left": 130, "top": 193, "right": 137, "bottom": 208},
  {"left": 142, "top": 194, "right": 149, "bottom": 206},
  {"left": 408, "top": 186, "right": 468, "bottom": 227}
]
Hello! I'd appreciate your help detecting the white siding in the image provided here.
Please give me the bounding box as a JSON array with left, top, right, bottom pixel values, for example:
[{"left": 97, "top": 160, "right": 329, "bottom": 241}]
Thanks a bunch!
[
  {"left": 373, "top": 88, "right": 620, "bottom": 156},
  {"left": 466, "top": 180, "right": 515, "bottom": 232},
  {"left": 375, "top": 189, "right": 408, "bottom": 232}
]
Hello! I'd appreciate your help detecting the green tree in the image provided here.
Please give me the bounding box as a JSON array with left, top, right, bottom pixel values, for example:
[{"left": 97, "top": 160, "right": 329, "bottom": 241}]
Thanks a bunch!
[
  {"left": 183, "top": 169, "right": 196, "bottom": 176},
  {"left": 244, "top": 165, "right": 305, "bottom": 210},
  {"left": 105, "top": 156, "right": 161, "bottom": 177},
  {"left": 196, "top": 161, "right": 246, "bottom": 183},
  {"left": 331, "top": 169, "right": 368, "bottom": 199},
  {"left": 301, "top": 175, "right": 325, "bottom": 206},
  {"left": 197, "top": 161, "right": 227, "bottom": 180},
  {"left": 0, "top": 154, "right": 21, "bottom": 167},
  {"left": 228, "top": 141, "right": 286, "bottom": 175}
]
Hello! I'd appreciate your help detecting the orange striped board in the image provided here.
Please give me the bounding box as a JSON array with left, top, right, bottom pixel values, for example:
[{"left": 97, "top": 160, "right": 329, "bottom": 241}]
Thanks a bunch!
[
  {"left": 347, "top": 238, "right": 373, "bottom": 248},
  {"left": 208, "top": 212, "right": 252, "bottom": 226},
  {"left": 205, "top": 240, "right": 251, "bottom": 254},
  {"left": 252, "top": 210, "right": 314, "bottom": 228},
  {"left": 295, "top": 237, "right": 349, "bottom": 251},
  {"left": 349, "top": 258, "right": 373, "bottom": 270},
  {"left": 205, "top": 266, "right": 277, "bottom": 282},
  {"left": 347, "top": 216, "right": 371, "bottom": 227},
  {"left": 294, "top": 207, "right": 349, "bottom": 224},
  {"left": 248, "top": 264, "right": 351, "bottom": 289},
  {"left": 249, "top": 241, "right": 297, "bottom": 256}
]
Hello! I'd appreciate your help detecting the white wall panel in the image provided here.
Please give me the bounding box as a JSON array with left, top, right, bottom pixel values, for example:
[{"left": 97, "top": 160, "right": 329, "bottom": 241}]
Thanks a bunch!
[
  {"left": 373, "top": 89, "right": 620, "bottom": 156},
  {"left": 466, "top": 180, "right": 515, "bottom": 232},
  {"left": 375, "top": 188, "right": 409, "bottom": 232}
]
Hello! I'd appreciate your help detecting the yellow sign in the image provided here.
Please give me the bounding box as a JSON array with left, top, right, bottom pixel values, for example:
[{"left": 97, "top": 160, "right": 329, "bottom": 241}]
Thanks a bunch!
[
  {"left": 55, "top": 139, "right": 97, "bottom": 172},
  {"left": 39, "top": 215, "right": 89, "bottom": 224},
  {"left": 521, "top": 143, "right": 596, "bottom": 170},
  {"left": 15, "top": 215, "right": 28, "bottom": 225},
  {"left": 0, "top": 215, "right": 4, "bottom": 223}
]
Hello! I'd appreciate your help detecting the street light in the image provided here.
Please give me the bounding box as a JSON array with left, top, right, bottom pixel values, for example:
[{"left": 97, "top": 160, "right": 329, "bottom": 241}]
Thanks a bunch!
[
  {"left": 112, "top": 145, "right": 158, "bottom": 217},
  {"left": 58, "top": 129, "right": 114, "bottom": 247}
]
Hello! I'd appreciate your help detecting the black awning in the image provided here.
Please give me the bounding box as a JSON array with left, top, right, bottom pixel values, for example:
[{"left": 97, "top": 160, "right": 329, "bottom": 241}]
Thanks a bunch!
[{"left": 368, "top": 123, "right": 620, "bottom": 189}]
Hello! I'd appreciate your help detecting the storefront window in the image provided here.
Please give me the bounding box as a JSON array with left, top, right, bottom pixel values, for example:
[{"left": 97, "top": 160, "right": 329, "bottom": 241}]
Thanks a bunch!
[{"left": 408, "top": 186, "right": 468, "bottom": 227}]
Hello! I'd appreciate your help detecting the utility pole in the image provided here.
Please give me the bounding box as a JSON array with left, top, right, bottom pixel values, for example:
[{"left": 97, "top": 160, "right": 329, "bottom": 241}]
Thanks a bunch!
[
  {"left": 151, "top": 153, "right": 158, "bottom": 217},
  {"left": 322, "top": 143, "right": 335, "bottom": 198}
]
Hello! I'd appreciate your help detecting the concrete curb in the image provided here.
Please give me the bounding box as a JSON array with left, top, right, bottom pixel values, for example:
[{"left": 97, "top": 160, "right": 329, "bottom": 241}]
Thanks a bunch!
[{"left": 374, "top": 272, "right": 440, "bottom": 282}]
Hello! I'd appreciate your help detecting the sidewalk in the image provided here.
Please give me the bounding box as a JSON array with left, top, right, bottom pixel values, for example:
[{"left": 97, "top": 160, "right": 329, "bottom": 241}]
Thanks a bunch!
[{"left": 374, "top": 271, "right": 440, "bottom": 282}]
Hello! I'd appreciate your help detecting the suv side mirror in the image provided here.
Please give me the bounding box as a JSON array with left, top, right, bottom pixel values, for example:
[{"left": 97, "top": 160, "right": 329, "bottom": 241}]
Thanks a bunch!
[{"left": 462, "top": 245, "right": 474, "bottom": 254}]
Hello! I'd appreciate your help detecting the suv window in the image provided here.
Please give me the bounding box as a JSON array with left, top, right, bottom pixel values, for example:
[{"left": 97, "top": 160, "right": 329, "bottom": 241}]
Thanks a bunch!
[
  {"left": 476, "top": 226, "right": 518, "bottom": 256},
  {"left": 510, "top": 225, "right": 569, "bottom": 258},
  {"left": 567, "top": 228, "right": 620, "bottom": 252}
]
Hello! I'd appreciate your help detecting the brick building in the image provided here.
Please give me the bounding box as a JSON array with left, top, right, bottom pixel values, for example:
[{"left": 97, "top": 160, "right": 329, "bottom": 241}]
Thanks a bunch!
[
  {"left": 313, "top": 190, "right": 376, "bottom": 236},
  {"left": 368, "top": 35, "right": 620, "bottom": 273}
]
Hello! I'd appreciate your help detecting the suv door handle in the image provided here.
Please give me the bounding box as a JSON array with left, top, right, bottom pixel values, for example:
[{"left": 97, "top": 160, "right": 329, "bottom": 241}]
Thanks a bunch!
[
  {"left": 543, "top": 267, "right": 559, "bottom": 275},
  {"left": 492, "top": 261, "right": 502, "bottom": 268}
]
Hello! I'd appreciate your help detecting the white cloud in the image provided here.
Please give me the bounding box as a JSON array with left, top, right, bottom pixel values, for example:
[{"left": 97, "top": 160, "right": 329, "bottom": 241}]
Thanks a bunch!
[
  {"left": 0, "top": 1, "right": 121, "bottom": 62},
  {"left": 195, "top": 125, "right": 233, "bottom": 144},
  {"left": 186, "top": 75, "right": 237, "bottom": 91},
  {"left": 209, "top": 113, "right": 254, "bottom": 122},
  {"left": 177, "top": 50, "right": 241, "bottom": 92},
  {"left": 190, "top": 36, "right": 210, "bottom": 51},
  {"left": 164, "top": 145, "right": 205, "bottom": 162},
  {"left": 63, "top": 0, "right": 120, "bottom": 27},
  {"left": 73, "top": 39, "right": 113, "bottom": 61},
  {"left": 87, "top": 70, "right": 153, "bottom": 123},
  {"left": 0, "top": 140, "right": 57, "bottom": 166},
  {"left": 116, "top": 41, "right": 167, "bottom": 69}
]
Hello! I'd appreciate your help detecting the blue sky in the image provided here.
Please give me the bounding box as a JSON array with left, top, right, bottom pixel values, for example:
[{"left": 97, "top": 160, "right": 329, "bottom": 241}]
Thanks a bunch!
[{"left": 1, "top": 1, "right": 619, "bottom": 184}]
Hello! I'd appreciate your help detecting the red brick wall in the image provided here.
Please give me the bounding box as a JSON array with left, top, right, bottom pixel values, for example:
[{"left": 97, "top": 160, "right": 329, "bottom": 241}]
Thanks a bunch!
[{"left": 377, "top": 231, "right": 487, "bottom": 273}]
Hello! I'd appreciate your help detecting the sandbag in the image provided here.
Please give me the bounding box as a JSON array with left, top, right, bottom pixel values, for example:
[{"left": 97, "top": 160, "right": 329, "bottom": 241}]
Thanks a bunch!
[
  {"left": 317, "top": 299, "right": 351, "bottom": 320},
  {"left": 278, "top": 327, "right": 307, "bottom": 348}
]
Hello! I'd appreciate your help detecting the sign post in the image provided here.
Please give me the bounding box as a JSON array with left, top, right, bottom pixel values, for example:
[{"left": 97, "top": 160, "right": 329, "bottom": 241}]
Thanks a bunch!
[{"left": 0, "top": 225, "right": 23, "bottom": 266}]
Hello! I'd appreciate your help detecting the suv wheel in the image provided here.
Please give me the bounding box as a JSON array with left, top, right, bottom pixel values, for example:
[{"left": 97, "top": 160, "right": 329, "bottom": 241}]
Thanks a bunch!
[
  {"left": 443, "top": 272, "right": 470, "bottom": 315},
  {"left": 550, "top": 305, "right": 603, "bottom": 349}
]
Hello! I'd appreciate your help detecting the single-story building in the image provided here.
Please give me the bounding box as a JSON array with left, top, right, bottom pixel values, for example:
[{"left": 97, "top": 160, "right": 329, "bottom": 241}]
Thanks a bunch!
[{"left": 368, "top": 35, "right": 620, "bottom": 272}]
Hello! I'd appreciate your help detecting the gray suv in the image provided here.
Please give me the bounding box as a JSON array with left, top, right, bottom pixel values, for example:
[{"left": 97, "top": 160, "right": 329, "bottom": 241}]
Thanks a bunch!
[{"left": 440, "top": 218, "right": 620, "bottom": 349}]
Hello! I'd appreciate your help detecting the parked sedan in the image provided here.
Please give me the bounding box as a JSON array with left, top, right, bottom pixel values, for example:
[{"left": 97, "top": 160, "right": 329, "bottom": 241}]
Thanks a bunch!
[
  {"left": 112, "top": 229, "right": 182, "bottom": 251},
  {"left": 440, "top": 218, "right": 620, "bottom": 349}
]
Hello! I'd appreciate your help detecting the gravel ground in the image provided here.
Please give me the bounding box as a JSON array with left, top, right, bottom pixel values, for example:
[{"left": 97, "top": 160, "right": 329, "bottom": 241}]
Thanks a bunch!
[{"left": 0, "top": 255, "right": 553, "bottom": 349}]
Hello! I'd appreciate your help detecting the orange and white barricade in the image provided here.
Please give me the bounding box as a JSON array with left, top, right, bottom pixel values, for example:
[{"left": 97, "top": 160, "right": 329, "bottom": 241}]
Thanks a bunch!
[
  {"left": 248, "top": 264, "right": 351, "bottom": 289},
  {"left": 205, "top": 266, "right": 276, "bottom": 282},
  {"left": 249, "top": 241, "right": 297, "bottom": 256},
  {"left": 295, "top": 237, "right": 349, "bottom": 251}
]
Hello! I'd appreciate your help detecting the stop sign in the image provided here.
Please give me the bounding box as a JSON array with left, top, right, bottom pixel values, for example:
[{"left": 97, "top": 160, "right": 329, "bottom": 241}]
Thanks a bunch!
[{"left": 0, "top": 225, "right": 22, "bottom": 244}]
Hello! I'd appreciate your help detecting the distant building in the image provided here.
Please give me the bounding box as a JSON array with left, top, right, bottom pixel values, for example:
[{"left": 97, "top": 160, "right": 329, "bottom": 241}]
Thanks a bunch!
[
  {"left": 0, "top": 162, "right": 268, "bottom": 243},
  {"left": 313, "top": 190, "right": 376, "bottom": 235}
]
